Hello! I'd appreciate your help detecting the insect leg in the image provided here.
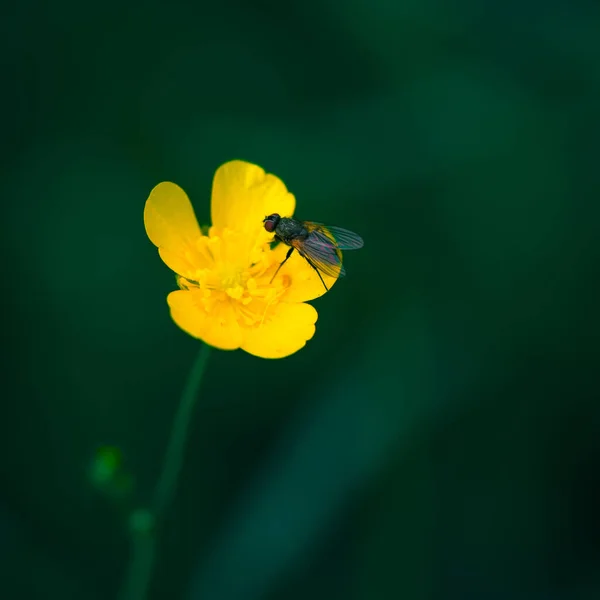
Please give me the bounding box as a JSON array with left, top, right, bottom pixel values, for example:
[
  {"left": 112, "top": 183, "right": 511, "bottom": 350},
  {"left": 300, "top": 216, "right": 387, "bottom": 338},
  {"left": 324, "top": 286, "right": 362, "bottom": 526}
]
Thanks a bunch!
[
  {"left": 302, "top": 256, "right": 329, "bottom": 292},
  {"left": 269, "top": 246, "right": 295, "bottom": 284}
]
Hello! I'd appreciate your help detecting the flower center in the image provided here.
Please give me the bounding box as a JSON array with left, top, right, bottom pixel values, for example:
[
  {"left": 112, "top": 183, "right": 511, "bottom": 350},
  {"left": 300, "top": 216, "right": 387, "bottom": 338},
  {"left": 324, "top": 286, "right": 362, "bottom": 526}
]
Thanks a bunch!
[
  {"left": 217, "top": 265, "right": 248, "bottom": 300},
  {"left": 177, "top": 229, "right": 292, "bottom": 325},
  {"left": 218, "top": 265, "right": 244, "bottom": 290}
]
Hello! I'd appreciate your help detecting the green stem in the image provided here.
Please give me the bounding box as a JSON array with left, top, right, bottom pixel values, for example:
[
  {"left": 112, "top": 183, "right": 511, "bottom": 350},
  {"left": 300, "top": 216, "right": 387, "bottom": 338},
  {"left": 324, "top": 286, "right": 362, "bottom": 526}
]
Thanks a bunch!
[
  {"left": 118, "top": 343, "right": 211, "bottom": 600},
  {"left": 152, "top": 343, "right": 211, "bottom": 518}
]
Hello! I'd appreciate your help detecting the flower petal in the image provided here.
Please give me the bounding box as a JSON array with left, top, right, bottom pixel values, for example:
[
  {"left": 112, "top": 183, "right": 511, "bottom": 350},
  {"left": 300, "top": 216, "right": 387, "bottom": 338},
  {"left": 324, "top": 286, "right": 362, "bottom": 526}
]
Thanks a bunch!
[
  {"left": 267, "top": 243, "right": 339, "bottom": 303},
  {"left": 144, "top": 182, "right": 206, "bottom": 277},
  {"left": 168, "top": 290, "right": 243, "bottom": 351},
  {"left": 211, "top": 161, "right": 296, "bottom": 237},
  {"left": 241, "top": 302, "right": 318, "bottom": 359}
]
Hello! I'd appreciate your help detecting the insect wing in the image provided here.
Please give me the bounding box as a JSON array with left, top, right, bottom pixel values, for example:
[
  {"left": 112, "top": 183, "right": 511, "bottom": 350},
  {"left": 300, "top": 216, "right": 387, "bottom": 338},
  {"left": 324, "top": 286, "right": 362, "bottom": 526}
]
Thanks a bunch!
[
  {"left": 304, "top": 222, "right": 364, "bottom": 250},
  {"left": 292, "top": 228, "right": 346, "bottom": 279}
]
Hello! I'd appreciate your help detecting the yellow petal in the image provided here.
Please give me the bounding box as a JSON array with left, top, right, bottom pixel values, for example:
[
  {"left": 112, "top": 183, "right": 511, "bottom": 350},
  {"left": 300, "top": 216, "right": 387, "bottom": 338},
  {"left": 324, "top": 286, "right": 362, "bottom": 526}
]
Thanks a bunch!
[
  {"left": 211, "top": 161, "right": 296, "bottom": 237},
  {"left": 168, "top": 290, "right": 243, "bottom": 350},
  {"left": 267, "top": 243, "right": 339, "bottom": 303},
  {"left": 241, "top": 302, "right": 318, "bottom": 359},
  {"left": 144, "top": 182, "right": 206, "bottom": 277}
]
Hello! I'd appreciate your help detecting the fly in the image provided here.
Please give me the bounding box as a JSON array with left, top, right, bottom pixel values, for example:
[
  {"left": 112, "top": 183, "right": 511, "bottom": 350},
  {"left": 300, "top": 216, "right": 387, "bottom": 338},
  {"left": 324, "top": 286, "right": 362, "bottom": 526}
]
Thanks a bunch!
[{"left": 263, "top": 213, "right": 364, "bottom": 291}]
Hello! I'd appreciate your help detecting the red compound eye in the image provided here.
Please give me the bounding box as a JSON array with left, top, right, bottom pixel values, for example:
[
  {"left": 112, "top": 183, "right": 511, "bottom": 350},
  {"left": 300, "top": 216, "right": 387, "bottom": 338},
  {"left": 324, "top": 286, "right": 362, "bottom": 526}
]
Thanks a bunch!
[{"left": 263, "top": 213, "right": 280, "bottom": 232}]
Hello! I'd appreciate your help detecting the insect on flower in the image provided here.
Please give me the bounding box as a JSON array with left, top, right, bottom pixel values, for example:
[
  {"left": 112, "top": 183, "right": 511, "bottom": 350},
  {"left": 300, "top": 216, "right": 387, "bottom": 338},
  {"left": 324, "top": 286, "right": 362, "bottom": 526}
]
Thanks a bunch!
[
  {"left": 145, "top": 160, "right": 364, "bottom": 358},
  {"left": 263, "top": 214, "right": 364, "bottom": 291}
]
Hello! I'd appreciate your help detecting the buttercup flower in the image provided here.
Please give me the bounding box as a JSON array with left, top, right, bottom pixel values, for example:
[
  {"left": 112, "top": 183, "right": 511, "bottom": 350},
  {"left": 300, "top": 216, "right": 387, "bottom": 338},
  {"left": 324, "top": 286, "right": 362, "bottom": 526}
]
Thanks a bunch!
[{"left": 144, "top": 160, "right": 339, "bottom": 358}]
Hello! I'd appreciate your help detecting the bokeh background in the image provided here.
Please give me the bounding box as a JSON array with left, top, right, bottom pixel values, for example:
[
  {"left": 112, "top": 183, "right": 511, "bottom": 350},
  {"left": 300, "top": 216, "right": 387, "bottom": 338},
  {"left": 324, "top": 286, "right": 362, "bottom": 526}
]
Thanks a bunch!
[{"left": 2, "top": 1, "right": 600, "bottom": 599}]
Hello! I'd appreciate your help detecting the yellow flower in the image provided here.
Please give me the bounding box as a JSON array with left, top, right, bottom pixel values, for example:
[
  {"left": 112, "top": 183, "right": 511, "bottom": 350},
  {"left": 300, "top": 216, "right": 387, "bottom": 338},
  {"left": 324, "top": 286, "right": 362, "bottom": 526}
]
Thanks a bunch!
[{"left": 144, "top": 160, "right": 338, "bottom": 358}]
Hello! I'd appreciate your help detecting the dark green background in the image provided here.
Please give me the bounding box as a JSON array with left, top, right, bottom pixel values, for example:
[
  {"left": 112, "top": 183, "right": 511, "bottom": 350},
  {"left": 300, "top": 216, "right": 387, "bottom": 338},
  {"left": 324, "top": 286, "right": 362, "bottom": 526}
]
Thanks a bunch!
[{"left": 2, "top": 1, "right": 599, "bottom": 599}]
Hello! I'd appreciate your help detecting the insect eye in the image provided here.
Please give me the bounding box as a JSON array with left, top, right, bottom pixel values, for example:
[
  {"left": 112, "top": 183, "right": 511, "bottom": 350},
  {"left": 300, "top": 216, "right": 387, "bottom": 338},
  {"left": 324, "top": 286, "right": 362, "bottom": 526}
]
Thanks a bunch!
[{"left": 263, "top": 213, "right": 280, "bottom": 233}]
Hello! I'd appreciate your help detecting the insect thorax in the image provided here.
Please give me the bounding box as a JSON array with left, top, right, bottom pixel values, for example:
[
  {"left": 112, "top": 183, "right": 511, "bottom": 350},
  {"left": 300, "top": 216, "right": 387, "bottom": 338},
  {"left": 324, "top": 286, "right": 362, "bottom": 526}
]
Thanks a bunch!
[{"left": 276, "top": 218, "right": 308, "bottom": 242}]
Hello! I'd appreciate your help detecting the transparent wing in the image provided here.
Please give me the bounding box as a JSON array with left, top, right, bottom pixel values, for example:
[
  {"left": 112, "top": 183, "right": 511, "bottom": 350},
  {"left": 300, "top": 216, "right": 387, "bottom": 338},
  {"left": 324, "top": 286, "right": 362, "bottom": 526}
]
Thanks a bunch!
[
  {"left": 292, "top": 230, "right": 346, "bottom": 279},
  {"left": 304, "top": 222, "right": 364, "bottom": 250}
]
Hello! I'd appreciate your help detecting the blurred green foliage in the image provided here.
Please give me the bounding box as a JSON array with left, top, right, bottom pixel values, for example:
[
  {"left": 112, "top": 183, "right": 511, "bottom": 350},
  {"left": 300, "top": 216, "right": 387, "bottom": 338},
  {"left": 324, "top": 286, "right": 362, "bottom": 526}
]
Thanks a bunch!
[{"left": 1, "top": 1, "right": 599, "bottom": 599}]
